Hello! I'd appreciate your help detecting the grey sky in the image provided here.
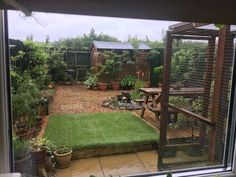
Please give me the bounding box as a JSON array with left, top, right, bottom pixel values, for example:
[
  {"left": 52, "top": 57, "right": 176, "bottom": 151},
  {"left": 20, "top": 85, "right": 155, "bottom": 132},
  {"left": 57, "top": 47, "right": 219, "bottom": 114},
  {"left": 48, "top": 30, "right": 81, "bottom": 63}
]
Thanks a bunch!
[{"left": 8, "top": 10, "right": 177, "bottom": 42}]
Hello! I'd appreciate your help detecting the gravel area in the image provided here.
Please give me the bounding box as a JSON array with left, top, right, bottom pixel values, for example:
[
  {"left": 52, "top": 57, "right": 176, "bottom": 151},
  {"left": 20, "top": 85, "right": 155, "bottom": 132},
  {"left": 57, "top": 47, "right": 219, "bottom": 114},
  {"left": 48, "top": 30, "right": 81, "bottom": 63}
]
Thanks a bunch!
[{"left": 50, "top": 85, "right": 122, "bottom": 114}]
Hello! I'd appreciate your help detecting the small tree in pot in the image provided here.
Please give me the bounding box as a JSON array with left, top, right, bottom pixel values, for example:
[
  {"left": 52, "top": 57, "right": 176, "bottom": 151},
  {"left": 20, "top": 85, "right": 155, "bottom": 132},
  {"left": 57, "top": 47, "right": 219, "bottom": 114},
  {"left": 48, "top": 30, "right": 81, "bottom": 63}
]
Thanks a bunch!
[
  {"left": 54, "top": 146, "right": 72, "bottom": 169},
  {"left": 12, "top": 73, "right": 40, "bottom": 140},
  {"left": 120, "top": 75, "right": 136, "bottom": 90}
]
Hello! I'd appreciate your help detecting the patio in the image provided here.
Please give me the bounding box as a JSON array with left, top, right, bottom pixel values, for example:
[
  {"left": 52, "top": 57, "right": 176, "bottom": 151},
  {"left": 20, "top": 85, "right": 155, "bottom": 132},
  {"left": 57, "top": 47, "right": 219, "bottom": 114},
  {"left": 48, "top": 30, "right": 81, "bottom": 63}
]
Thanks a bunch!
[{"left": 56, "top": 151, "right": 158, "bottom": 177}]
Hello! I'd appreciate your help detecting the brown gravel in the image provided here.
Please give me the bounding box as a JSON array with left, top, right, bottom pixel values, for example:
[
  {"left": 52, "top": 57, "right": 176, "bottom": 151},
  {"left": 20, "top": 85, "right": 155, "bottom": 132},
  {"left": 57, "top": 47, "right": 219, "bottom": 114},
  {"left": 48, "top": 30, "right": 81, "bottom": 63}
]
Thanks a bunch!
[{"left": 49, "top": 85, "right": 122, "bottom": 114}]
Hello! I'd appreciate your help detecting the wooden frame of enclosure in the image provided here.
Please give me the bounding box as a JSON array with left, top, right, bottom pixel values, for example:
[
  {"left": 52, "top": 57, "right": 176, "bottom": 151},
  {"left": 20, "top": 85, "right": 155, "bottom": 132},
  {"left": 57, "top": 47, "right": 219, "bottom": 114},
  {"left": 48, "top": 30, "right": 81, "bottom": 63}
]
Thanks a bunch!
[{"left": 158, "top": 22, "right": 236, "bottom": 169}]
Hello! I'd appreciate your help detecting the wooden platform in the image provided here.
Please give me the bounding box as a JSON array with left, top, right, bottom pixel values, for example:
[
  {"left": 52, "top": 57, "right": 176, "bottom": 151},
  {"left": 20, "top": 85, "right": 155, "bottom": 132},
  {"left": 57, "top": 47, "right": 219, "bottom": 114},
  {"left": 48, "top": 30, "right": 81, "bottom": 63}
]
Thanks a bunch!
[{"left": 139, "top": 109, "right": 199, "bottom": 140}]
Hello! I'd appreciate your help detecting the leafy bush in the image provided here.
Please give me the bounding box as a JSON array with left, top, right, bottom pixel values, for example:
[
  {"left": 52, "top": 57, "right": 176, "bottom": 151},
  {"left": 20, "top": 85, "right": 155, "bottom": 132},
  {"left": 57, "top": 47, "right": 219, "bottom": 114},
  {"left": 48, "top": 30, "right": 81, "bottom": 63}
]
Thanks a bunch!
[
  {"left": 11, "top": 40, "right": 49, "bottom": 88},
  {"left": 84, "top": 73, "right": 98, "bottom": 88},
  {"left": 96, "top": 51, "right": 123, "bottom": 81},
  {"left": 131, "top": 79, "right": 144, "bottom": 100},
  {"left": 153, "top": 65, "right": 163, "bottom": 83},
  {"left": 29, "top": 137, "right": 51, "bottom": 152},
  {"left": 147, "top": 49, "right": 160, "bottom": 60},
  {"left": 47, "top": 49, "right": 68, "bottom": 83},
  {"left": 120, "top": 75, "right": 136, "bottom": 89},
  {"left": 12, "top": 73, "right": 40, "bottom": 118}
]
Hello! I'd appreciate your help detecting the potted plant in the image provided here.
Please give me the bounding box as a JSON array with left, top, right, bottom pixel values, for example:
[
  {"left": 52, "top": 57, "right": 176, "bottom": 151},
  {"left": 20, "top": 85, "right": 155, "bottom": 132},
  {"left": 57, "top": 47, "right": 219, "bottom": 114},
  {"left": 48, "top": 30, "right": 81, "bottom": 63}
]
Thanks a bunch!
[
  {"left": 54, "top": 146, "right": 72, "bottom": 168},
  {"left": 12, "top": 73, "right": 40, "bottom": 139},
  {"left": 111, "top": 81, "right": 121, "bottom": 90},
  {"left": 153, "top": 65, "right": 163, "bottom": 88},
  {"left": 120, "top": 75, "right": 136, "bottom": 90},
  {"left": 13, "top": 136, "right": 31, "bottom": 173},
  {"left": 84, "top": 73, "right": 98, "bottom": 90},
  {"left": 131, "top": 79, "right": 144, "bottom": 100},
  {"left": 14, "top": 111, "right": 36, "bottom": 140},
  {"left": 29, "top": 137, "right": 50, "bottom": 163}
]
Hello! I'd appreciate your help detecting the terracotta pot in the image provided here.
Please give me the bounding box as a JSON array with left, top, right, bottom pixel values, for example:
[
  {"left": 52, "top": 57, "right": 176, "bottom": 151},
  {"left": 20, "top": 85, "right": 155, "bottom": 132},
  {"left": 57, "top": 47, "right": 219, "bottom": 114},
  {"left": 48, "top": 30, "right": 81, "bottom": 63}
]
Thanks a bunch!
[
  {"left": 14, "top": 153, "right": 31, "bottom": 173},
  {"left": 111, "top": 81, "right": 120, "bottom": 90},
  {"left": 54, "top": 150, "right": 72, "bottom": 169},
  {"left": 16, "top": 129, "right": 35, "bottom": 140},
  {"left": 98, "top": 83, "right": 108, "bottom": 91},
  {"left": 121, "top": 85, "right": 133, "bottom": 90},
  {"left": 31, "top": 148, "right": 47, "bottom": 163}
]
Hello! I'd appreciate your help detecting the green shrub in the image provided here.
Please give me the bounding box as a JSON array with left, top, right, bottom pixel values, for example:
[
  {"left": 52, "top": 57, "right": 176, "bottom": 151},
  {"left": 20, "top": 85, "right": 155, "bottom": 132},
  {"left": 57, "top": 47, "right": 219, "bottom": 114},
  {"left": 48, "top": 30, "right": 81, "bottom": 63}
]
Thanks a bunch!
[
  {"left": 12, "top": 73, "right": 40, "bottom": 118},
  {"left": 11, "top": 40, "right": 49, "bottom": 89},
  {"left": 131, "top": 79, "right": 144, "bottom": 100},
  {"left": 120, "top": 75, "right": 136, "bottom": 89},
  {"left": 96, "top": 51, "right": 123, "bottom": 81},
  {"left": 47, "top": 49, "right": 68, "bottom": 83},
  {"left": 153, "top": 65, "right": 163, "bottom": 83},
  {"left": 84, "top": 73, "right": 98, "bottom": 88}
]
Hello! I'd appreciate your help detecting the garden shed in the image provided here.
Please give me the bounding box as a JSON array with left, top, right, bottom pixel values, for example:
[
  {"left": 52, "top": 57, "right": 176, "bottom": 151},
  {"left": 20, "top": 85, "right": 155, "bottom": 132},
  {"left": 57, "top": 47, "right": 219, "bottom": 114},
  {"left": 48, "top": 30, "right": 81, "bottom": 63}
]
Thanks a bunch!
[{"left": 90, "top": 41, "right": 152, "bottom": 86}]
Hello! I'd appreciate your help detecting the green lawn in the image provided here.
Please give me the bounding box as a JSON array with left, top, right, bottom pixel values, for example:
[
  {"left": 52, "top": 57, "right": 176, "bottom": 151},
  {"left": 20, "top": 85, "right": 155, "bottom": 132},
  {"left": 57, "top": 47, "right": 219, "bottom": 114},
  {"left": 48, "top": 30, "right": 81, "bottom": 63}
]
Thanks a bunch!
[{"left": 45, "top": 112, "right": 159, "bottom": 150}]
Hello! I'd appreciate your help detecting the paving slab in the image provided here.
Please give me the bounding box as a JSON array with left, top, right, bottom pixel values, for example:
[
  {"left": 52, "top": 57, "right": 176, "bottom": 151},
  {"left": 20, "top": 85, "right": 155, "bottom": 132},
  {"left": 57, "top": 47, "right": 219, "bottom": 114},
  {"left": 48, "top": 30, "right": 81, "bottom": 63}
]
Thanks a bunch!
[
  {"left": 99, "top": 153, "right": 149, "bottom": 177},
  {"left": 136, "top": 151, "right": 158, "bottom": 172}
]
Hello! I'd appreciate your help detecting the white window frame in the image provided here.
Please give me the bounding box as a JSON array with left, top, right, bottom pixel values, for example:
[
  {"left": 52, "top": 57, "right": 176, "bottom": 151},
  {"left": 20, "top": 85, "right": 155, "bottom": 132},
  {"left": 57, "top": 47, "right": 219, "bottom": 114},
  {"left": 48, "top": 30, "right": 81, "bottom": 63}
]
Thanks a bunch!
[
  {"left": 1, "top": 9, "right": 236, "bottom": 176},
  {"left": 0, "top": 10, "right": 13, "bottom": 173}
]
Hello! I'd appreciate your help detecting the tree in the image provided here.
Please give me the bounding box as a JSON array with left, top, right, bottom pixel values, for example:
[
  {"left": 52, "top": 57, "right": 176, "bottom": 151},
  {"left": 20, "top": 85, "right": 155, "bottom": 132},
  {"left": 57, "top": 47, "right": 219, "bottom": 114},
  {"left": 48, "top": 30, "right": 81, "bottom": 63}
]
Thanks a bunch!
[
  {"left": 12, "top": 40, "right": 48, "bottom": 88},
  {"left": 127, "top": 35, "right": 142, "bottom": 49},
  {"left": 45, "top": 35, "right": 50, "bottom": 44},
  {"left": 53, "top": 28, "right": 119, "bottom": 50},
  {"left": 26, "top": 33, "right": 34, "bottom": 41}
]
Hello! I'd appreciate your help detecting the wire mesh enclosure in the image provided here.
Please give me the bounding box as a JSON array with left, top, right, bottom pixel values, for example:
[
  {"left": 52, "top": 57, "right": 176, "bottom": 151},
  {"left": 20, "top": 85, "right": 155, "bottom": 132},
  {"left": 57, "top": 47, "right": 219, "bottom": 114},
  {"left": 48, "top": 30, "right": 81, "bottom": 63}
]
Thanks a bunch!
[
  {"left": 64, "top": 50, "right": 90, "bottom": 81},
  {"left": 158, "top": 23, "right": 235, "bottom": 170}
]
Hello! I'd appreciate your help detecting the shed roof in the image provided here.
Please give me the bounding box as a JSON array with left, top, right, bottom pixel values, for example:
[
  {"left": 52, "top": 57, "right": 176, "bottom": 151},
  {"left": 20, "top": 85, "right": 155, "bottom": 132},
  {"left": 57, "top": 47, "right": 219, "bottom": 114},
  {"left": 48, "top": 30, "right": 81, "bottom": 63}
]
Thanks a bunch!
[
  {"left": 92, "top": 41, "right": 151, "bottom": 50},
  {"left": 139, "top": 43, "right": 151, "bottom": 50}
]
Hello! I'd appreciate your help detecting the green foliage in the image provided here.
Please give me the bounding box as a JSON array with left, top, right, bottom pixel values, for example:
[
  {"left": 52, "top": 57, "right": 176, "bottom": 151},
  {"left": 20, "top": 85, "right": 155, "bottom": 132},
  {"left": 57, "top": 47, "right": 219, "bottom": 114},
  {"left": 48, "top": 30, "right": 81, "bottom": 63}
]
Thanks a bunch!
[
  {"left": 47, "top": 49, "right": 68, "bottom": 82},
  {"left": 171, "top": 49, "right": 195, "bottom": 83},
  {"left": 214, "top": 24, "right": 224, "bottom": 29},
  {"left": 147, "top": 49, "right": 160, "bottom": 60},
  {"left": 84, "top": 73, "right": 98, "bottom": 88},
  {"left": 166, "top": 172, "right": 172, "bottom": 177},
  {"left": 192, "top": 97, "right": 203, "bottom": 114},
  {"left": 153, "top": 65, "right": 163, "bottom": 83},
  {"left": 131, "top": 79, "right": 144, "bottom": 100},
  {"left": 53, "top": 28, "right": 119, "bottom": 50},
  {"left": 169, "top": 96, "right": 193, "bottom": 128},
  {"left": 55, "top": 146, "right": 72, "bottom": 154},
  {"left": 29, "top": 137, "right": 51, "bottom": 152},
  {"left": 96, "top": 51, "right": 123, "bottom": 81},
  {"left": 12, "top": 73, "right": 40, "bottom": 118},
  {"left": 120, "top": 75, "right": 136, "bottom": 89},
  {"left": 13, "top": 136, "right": 29, "bottom": 160},
  {"left": 11, "top": 40, "right": 49, "bottom": 88},
  {"left": 127, "top": 35, "right": 142, "bottom": 49}
]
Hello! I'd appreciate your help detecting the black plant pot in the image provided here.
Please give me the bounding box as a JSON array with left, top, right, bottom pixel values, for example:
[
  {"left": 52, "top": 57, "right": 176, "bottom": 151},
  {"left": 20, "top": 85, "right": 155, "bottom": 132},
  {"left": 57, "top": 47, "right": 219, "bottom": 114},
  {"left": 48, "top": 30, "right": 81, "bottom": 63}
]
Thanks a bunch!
[{"left": 121, "top": 85, "right": 133, "bottom": 90}]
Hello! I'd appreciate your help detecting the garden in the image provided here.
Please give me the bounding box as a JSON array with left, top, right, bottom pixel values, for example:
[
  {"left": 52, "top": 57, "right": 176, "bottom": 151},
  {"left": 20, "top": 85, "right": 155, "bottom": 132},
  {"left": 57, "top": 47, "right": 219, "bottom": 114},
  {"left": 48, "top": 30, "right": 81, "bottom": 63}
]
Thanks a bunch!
[
  {"left": 10, "top": 38, "right": 162, "bottom": 176},
  {"left": 10, "top": 27, "right": 218, "bottom": 176}
]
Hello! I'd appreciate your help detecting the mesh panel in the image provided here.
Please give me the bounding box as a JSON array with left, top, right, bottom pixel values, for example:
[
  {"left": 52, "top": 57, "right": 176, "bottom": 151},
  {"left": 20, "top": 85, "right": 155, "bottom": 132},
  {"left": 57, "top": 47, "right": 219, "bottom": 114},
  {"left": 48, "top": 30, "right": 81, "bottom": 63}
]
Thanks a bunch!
[{"left": 159, "top": 25, "right": 234, "bottom": 170}]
